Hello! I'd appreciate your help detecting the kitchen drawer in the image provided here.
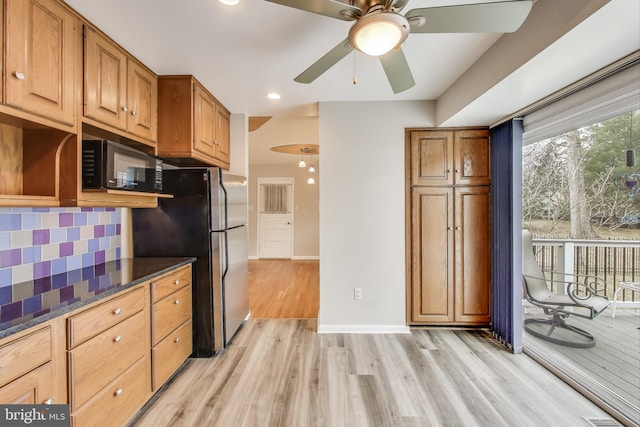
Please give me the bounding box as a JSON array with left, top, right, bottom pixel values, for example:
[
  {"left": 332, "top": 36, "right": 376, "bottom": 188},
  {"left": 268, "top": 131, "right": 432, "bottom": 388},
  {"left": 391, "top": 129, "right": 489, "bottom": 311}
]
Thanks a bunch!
[
  {"left": 72, "top": 357, "right": 147, "bottom": 427},
  {"left": 0, "top": 361, "right": 54, "bottom": 404},
  {"left": 151, "top": 264, "right": 192, "bottom": 303},
  {"left": 67, "top": 287, "right": 144, "bottom": 349},
  {"left": 0, "top": 327, "right": 52, "bottom": 388},
  {"left": 69, "top": 311, "right": 145, "bottom": 410},
  {"left": 151, "top": 284, "right": 192, "bottom": 346},
  {"left": 152, "top": 319, "right": 192, "bottom": 390}
]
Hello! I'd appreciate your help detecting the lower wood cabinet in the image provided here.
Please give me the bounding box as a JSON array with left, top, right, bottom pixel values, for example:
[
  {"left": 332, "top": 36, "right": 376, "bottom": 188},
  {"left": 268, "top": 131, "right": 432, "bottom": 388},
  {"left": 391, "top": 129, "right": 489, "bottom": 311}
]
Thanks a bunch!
[
  {"left": 0, "top": 321, "right": 64, "bottom": 405},
  {"left": 409, "top": 182, "right": 491, "bottom": 324},
  {"left": 152, "top": 319, "right": 192, "bottom": 390},
  {"left": 68, "top": 311, "right": 146, "bottom": 410},
  {"left": 72, "top": 357, "right": 148, "bottom": 427},
  {"left": 0, "top": 361, "right": 55, "bottom": 404},
  {"left": 150, "top": 265, "right": 193, "bottom": 391},
  {"left": 0, "top": 262, "right": 193, "bottom": 427}
]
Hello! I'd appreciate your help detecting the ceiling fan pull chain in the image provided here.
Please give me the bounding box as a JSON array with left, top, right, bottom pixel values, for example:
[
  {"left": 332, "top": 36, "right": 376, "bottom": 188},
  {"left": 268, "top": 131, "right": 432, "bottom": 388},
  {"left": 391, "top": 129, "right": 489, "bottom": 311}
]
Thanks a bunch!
[{"left": 353, "top": 52, "right": 357, "bottom": 85}]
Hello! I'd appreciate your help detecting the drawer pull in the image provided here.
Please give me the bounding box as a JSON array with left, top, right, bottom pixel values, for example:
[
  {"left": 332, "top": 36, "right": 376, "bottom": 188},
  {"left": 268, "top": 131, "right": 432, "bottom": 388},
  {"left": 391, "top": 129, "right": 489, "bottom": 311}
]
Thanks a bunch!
[
  {"left": 13, "top": 71, "right": 25, "bottom": 80},
  {"left": 43, "top": 398, "right": 55, "bottom": 405},
  {"left": 114, "top": 388, "right": 123, "bottom": 397},
  {"left": 174, "top": 280, "right": 180, "bottom": 285},
  {"left": 113, "top": 308, "right": 121, "bottom": 315},
  {"left": 174, "top": 337, "right": 180, "bottom": 343},
  {"left": 174, "top": 299, "right": 180, "bottom": 305},
  {"left": 113, "top": 335, "right": 122, "bottom": 343},
  {"left": 121, "top": 106, "right": 128, "bottom": 112}
]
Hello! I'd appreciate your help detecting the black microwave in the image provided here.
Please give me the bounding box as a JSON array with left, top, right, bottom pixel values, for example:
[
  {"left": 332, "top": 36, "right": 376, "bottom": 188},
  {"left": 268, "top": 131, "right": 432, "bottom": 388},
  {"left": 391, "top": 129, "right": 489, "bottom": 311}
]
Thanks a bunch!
[{"left": 82, "top": 140, "right": 163, "bottom": 193}]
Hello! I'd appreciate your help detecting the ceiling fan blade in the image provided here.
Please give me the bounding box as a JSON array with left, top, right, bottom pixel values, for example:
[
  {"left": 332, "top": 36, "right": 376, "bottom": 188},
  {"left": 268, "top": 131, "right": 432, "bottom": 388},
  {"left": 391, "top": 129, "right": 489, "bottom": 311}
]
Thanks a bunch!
[
  {"left": 406, "top": 0, "right": 533, "bottom": 33},
  {"left": 294, "top": 38, "right": 353, "bottom": 84},
  {"left": 264, "top": 0, "right": 361, "bottom": 21},
  {"left": 389, "top": 0, "right": 410, "bottom": 12},
  {"left": 379, "top": 48, "right": 415, "bottom": 94}
]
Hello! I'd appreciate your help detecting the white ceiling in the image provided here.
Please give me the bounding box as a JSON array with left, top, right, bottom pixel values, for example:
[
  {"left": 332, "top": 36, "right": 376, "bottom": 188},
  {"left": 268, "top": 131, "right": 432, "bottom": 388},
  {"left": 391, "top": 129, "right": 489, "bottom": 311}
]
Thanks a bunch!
[{"left": 64, "top": 0, "right": 639, "bottom": 165}]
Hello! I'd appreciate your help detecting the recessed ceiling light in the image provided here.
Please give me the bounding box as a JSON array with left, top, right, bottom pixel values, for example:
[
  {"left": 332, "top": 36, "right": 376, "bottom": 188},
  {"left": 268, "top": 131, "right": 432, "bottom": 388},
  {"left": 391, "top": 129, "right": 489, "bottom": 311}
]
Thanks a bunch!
[
  {"left": 267, "top": 92, "right": 281, "bottom": 100},
  {"left": 218, "top": 0, "right": 239, "bottom": 6}
]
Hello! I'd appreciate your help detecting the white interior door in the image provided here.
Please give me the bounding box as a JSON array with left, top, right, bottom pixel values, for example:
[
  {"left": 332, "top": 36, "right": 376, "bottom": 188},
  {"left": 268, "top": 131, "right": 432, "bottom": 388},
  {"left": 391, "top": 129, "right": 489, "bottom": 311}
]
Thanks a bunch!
[{"left": 258, "top": 178, "right": 293, "bottom": 259}]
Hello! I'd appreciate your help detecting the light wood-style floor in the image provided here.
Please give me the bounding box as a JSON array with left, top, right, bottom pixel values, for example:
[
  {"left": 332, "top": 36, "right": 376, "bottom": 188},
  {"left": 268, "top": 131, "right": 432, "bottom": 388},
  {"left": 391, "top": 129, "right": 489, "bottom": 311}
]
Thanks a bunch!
[
  {"left": 133, "top": 319, "right": 614, "bottom": 427},
  {"left": 248, "top": 259, "right": 319, "bottom": 319}
]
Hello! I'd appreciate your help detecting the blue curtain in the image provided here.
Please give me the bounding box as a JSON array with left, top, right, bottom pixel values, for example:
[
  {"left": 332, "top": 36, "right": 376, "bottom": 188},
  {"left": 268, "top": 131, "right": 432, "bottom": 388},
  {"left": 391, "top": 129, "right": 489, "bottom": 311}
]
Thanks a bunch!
[{"left": 490, "top": 119, "right": 523, "bottom": 353}]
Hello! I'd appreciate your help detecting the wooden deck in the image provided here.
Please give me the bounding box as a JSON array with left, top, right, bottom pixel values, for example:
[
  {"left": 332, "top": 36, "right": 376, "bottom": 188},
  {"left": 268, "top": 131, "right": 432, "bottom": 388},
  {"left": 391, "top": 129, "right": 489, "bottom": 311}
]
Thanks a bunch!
[{"left": 523, "top": 306, "right": 640, "bottom": 423}]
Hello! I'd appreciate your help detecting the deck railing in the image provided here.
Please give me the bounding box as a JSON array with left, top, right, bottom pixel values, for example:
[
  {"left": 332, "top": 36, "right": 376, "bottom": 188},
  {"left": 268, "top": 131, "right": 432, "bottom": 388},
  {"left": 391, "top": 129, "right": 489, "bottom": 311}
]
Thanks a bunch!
[{"left": 531, "top": 238, "right": 640, "bottom": 303}]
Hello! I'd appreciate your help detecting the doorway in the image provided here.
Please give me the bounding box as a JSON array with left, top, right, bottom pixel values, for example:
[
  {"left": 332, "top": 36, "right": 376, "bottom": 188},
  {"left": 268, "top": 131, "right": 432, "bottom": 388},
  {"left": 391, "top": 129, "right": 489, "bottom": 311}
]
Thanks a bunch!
[{"left": 257, "top": 177, "right": 294, "bottom": 259}]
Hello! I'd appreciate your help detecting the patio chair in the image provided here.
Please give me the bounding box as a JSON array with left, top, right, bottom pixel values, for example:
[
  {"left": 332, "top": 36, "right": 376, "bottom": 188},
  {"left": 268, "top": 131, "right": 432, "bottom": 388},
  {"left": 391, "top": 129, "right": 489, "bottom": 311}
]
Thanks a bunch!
[{"left": 522, "top": 229, "right": 610, "bottom": 348}]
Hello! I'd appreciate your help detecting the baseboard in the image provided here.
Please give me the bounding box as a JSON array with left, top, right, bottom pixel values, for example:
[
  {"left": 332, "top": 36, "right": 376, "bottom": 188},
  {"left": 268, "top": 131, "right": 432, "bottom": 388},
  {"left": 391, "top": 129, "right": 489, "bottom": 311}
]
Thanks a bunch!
[{"left": 317, "top": 324, "right": 411, "bottom": 334}]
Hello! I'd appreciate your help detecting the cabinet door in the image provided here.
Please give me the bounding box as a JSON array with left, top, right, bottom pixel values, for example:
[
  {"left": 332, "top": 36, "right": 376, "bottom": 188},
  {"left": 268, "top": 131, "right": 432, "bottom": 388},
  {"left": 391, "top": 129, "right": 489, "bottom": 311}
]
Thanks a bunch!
[
  {"left": 84, "top": 26, "right": 128, "bottom": 130},
  {"left": 193, "top": 84, "right": 216, "bottom": 158},
  {"left": 410, "top": 187, "right": 454, "bottom": 323},
  {"left": 5, "top": 0, "right": 76, "bottom": 126},
  {"left": 0, "top": 362, "right": 55, "bottom": 404},
  {"left": 215, "top": 104, "right": 230, "bottom": 165},
  {"left": 127, "top": 60, "right": 157, "bottom": 142},
  {"left": 454, "top": 129, "right": 491, "bottom": 186},
  {"left": 454, "top": 186, "right": 491, "bottom": 323},
  {"left": 410, "top": 130, "right": 454, "bottom": 186}
]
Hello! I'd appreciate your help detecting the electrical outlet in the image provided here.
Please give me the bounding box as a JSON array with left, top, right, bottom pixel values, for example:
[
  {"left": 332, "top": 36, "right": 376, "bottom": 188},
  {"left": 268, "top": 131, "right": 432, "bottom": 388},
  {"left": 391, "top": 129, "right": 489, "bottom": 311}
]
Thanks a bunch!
[{"left": 354, "top": 287, "right": 362, "bottom": 300}]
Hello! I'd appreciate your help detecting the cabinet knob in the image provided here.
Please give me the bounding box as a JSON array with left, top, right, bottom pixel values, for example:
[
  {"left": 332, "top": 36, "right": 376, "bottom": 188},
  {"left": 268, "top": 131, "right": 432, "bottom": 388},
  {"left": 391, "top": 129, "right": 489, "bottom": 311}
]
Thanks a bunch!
[
  {"left": 121, "top": 106, "right": 128, "bottom": 112},
  {"left": 174, "top": 299, "right": 180, "bottom": 305},
  {"left": 131, "top": 110, "right": 137, "bottom": 116},
  {"left": 174, "top": 280, "right": 180, "bottom": 285},
  {"left": 13, "top": 71, "right": 25, "bottom": 80},
  {"left": 447, "top": 227, "right": 453, "bottom": 231},
  {"left": 113, "top": 308, "right": 121, "bottom": 315},
  {"left": 113, "top": 335, "right": 122, "bottom": 343},
  {"left": 174, "top": 337, "right": 180, "bottom": 343},
  {"left": 455, "top": 169, "right": 460, "bottom": 173},
  {"left": 114, "top": 388, "right": 123, "bottom": 397},
  {"left": 456, "top": 226, "right": 461, "bottom": 231},
  {"left": 43, "top": 398, "right": 55, "bottom": 405}
]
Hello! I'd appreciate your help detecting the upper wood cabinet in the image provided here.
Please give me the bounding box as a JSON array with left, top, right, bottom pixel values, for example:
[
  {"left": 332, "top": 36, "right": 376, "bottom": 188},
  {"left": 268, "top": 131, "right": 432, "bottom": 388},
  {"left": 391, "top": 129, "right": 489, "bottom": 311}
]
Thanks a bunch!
[
  {"left": 410, "top": 129, "right": 490, "bottom": 186},
  {"left": 157, "top": 75, "right": 230, "bottom": 169},
  {"left": 2, "top": 0, "right": 77, "bottom": 128},
  {"left": 83, "top": 26, "right": 157, "bottom": 146}
]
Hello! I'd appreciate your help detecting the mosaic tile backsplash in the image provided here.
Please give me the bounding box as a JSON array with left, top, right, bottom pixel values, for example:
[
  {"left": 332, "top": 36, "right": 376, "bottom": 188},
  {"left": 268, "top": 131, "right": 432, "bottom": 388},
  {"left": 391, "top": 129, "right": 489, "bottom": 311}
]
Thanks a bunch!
[{"left": 0, "top": 207, "right": 122, "bottom": 288}]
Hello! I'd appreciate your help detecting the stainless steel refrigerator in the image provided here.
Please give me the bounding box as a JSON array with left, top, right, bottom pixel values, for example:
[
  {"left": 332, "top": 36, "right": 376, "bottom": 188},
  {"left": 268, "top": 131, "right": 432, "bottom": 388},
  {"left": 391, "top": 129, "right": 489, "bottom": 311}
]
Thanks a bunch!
[{"left": 131, "top": 168, "right": 249, "bottom": 357}]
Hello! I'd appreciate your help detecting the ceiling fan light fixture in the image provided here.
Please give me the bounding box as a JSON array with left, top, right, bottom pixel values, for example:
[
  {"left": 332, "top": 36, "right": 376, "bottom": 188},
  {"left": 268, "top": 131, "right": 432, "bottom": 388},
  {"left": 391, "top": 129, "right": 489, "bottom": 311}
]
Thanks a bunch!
[{"left": 348, "top": 12, "right": 409, "bottom": 57}]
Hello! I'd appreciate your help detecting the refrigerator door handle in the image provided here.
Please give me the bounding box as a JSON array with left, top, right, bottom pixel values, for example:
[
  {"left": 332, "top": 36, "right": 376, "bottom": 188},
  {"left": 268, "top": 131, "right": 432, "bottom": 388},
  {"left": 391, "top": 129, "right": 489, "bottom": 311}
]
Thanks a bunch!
[{"left": 221, "top": 230, "right": 229, "bottom": 279}]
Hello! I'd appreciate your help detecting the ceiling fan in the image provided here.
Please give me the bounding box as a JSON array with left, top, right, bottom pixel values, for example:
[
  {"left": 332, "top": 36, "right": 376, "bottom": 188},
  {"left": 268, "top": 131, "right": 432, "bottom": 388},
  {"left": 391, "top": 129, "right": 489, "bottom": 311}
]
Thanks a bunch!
[{"left": 265, "top": 0, "right": 533, "bottom": 93}]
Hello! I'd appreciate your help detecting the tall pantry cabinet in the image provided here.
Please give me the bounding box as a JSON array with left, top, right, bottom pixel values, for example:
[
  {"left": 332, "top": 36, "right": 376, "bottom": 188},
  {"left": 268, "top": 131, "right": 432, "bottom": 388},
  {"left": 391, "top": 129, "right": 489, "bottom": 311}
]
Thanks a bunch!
[{"left": 407, "top": 129, "right": 491, "bottom": 325}]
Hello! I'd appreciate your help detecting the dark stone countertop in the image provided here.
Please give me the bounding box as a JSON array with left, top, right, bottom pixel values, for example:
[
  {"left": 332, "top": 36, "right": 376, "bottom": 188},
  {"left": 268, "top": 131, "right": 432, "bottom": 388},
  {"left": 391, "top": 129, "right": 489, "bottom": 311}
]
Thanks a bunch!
[{"left": 0, "top": 257, "right": 196, "bottom": 340}]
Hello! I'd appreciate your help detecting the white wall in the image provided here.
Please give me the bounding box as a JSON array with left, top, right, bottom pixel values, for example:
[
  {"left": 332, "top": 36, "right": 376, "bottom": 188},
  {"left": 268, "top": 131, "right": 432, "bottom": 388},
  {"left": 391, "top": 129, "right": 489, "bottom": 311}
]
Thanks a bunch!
[{"left": 317, "top": 100, "right": 435, "bottom": 332}]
